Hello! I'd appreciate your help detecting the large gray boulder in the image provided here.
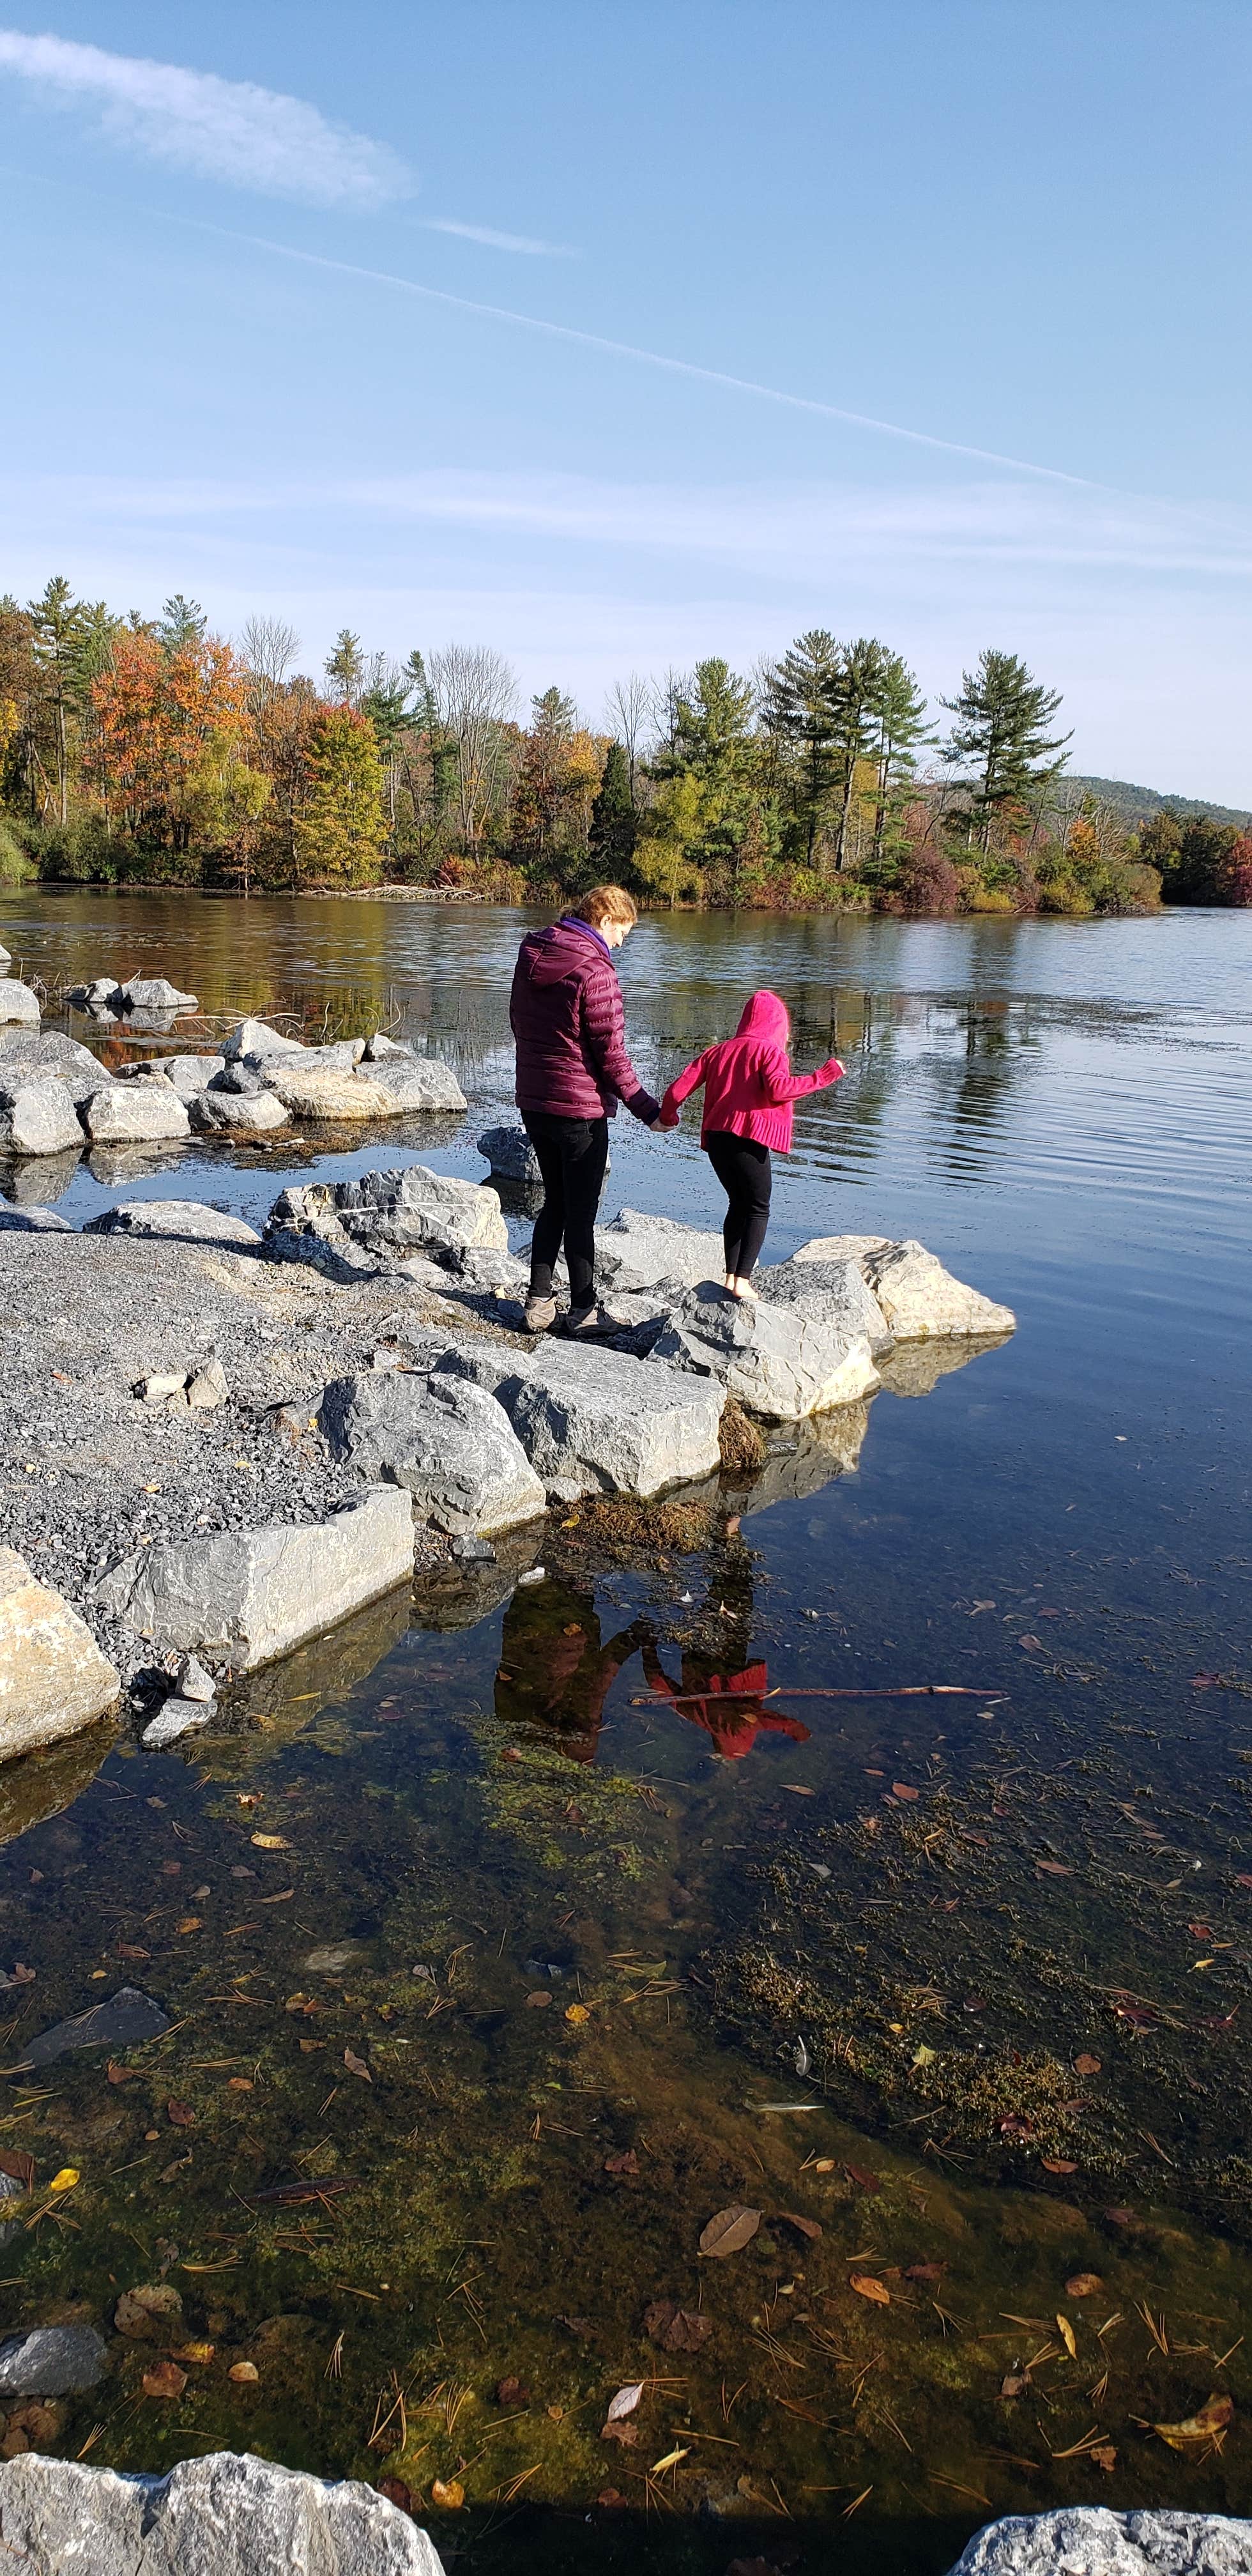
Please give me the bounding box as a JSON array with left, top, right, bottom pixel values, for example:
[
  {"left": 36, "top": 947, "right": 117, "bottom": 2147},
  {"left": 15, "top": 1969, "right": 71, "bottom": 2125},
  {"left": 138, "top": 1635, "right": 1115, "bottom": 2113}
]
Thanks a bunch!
[
  {"left": 223, "top": 1016, "right": 308, "bottom": 1062},
  {"left": 96, "top": 1489, "right": 415, "bottom": 1670},
  {"left": 0, "top": 1027, "right": 105, "bottom": 1102},
  {"left": 80, "top": 1082, "right": 192, "bottom": 1145},
  {"left": 648, "top": 1283, "right": 880, "bottom": 1421},
  {"left": 595, "top": 1205, "right": 724, "bottom": 1290},
  {"left": 84, "top": 1199, "right": 261, "bottom": 1246},
  {"left": 0, "top": 1073, "right": 83, "bottom": 1157},
  {"left": 478, "top": 1123, "right": 542, "bottom": 1186},
  {"left": 438, "top": 1338, "right": 724, "bottom": 1503},
  {"left": 0, "top": 980, "right": 40, "bottom": 1027},
  {"left": 363, "top": 1054, "right": 467, "bottom": 1112},
  {"left": 320, "top": 1369, "right": 546, "bottom": 1534},
  {"left": 793, "top": 1232, "right": 1015, "bottom": 1340},
  {"left": 0, "top": 1547, "right": 121, "bottom": 1759},
  {"left": 149, "top": 1052, "right": 227, "bottom": 1100},
  {"left": 263, "top": 1187, "right": 379, "bottom": 1282},
  {"left": 192, "top": 1087, "right": 291, "bottom": 1135},
  {"left": 945, "top": 2508, "right": 1252, "bottom": 2575},
  {"left": 118, "top": 975, "right": 197, "bottom": 1013},
  {"left": 332, "top": 1166, "right": 507, "bottom": 1259},
  {"left": 267, "top": 1062, "right": 406, "bottom": 1123},
  {"left": 0, "top": 2450, "right": 445, "bottom": 2575},
  {"left": 756, "top": 1254, "right": 894, "bottom": 1353}
]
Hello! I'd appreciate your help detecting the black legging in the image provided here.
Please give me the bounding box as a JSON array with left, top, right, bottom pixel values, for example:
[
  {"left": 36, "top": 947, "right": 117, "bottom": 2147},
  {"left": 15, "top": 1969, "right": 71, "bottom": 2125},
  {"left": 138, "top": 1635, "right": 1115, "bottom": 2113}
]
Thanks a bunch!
[
  {"left": 523, "top": 1111, "right": 610, "bottom": 1307},
  {"left": 704, "top": 1130, "right": 772, "bottom": 1279}
]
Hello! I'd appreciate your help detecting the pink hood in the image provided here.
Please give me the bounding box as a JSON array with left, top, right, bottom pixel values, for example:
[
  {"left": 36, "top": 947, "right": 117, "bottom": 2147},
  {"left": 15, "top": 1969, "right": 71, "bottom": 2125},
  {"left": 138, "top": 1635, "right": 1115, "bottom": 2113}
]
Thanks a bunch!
[{"left": 660, "top": 987, "right": 842, "bottom": 1154}]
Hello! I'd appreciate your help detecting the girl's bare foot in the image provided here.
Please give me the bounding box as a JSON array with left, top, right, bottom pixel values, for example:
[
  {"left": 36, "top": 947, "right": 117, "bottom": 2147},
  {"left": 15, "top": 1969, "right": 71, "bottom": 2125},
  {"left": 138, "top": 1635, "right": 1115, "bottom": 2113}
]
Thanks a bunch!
[{"left": 730, "top": 1276, "right": 758, "bottom": 1301}]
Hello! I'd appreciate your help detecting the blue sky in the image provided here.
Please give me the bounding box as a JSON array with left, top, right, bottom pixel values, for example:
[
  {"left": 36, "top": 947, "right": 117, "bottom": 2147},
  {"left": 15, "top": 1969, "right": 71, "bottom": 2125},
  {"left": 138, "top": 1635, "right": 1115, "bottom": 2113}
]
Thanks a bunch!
[{"left": 1, "top": 3, "right": 1249, "bottom": 799}]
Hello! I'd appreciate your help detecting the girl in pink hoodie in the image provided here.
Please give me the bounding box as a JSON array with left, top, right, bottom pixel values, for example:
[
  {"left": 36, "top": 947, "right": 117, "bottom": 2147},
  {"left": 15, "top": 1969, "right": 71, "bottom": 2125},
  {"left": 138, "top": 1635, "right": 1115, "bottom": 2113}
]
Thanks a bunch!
[{"left": 659, "top": 990, "right": 843, "bottom": 1298}]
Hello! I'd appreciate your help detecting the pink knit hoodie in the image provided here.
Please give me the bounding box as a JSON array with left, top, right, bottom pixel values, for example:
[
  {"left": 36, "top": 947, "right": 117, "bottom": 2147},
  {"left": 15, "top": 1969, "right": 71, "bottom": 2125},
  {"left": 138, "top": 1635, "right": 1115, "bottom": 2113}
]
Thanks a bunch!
[{"left": 659, "top": 990, "right": 843, "bottom": 1152}]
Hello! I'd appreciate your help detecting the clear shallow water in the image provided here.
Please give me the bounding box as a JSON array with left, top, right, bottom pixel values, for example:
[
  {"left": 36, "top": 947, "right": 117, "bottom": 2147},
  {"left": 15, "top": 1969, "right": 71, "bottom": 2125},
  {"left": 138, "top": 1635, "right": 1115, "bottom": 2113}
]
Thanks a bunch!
[{"left": 1, "top": 892, "right": 1251, "bottom": 2568}]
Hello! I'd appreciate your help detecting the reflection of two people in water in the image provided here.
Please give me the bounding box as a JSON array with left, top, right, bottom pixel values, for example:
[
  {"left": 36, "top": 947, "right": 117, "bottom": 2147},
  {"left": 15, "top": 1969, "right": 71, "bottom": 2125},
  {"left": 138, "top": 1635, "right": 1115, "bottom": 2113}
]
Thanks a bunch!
[{"left": 492, "top": 1538, "right": 810, "bottom": 1767}]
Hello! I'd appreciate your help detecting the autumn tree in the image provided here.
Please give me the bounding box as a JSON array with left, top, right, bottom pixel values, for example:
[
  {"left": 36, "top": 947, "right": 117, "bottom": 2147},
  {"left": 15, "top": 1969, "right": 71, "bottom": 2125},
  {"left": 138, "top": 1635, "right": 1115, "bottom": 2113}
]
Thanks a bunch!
[
  {"left": 941, "top": 650, "right": 1071, "bottom": 854},
  {"left": 89, "top": 627, "right": 249, "bottom": 860},
  {"left": 293, "top": 704, "right": 386, "bottom": 885}
]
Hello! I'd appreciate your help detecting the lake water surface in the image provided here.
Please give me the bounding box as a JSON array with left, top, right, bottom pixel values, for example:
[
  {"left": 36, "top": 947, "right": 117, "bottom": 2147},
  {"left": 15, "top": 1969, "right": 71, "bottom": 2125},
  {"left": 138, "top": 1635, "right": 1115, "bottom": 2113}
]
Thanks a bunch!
[{"left": 1, "top": 891, "right": 1250, "bottom": 2572}]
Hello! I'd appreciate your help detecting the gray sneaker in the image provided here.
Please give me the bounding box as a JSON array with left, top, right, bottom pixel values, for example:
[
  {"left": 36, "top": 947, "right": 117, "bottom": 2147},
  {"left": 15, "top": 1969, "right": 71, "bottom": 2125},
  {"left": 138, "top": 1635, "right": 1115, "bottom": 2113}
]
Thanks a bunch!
[
  {"left": 523, "top": 1292, "right": 558, "bottom": 1333},
  {"left": 561, "top": 1303, "right": 607, "bottom": 1337}
]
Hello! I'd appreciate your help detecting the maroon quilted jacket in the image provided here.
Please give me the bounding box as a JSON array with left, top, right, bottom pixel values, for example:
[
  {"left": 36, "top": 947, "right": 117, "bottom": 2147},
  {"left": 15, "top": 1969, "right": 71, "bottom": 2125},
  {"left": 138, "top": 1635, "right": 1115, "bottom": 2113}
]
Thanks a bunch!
[{"left": 510, "top": 917, "right": 660, "bottom": 1123}]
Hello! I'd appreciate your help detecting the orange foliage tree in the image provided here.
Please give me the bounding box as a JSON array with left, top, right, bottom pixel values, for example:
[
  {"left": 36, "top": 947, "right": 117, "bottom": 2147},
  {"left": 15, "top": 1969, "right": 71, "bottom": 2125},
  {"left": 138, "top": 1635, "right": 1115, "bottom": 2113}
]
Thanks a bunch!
[{"left": 89, "top": 631, "right": 250, "bottom": 860}]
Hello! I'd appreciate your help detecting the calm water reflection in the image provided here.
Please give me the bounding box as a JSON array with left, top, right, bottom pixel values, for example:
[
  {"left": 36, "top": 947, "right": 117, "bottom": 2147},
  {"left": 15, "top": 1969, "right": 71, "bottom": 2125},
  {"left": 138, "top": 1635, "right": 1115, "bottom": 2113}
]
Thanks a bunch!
[{"left": 1, "top": 891, "right": 1251, "bottom": 2566}]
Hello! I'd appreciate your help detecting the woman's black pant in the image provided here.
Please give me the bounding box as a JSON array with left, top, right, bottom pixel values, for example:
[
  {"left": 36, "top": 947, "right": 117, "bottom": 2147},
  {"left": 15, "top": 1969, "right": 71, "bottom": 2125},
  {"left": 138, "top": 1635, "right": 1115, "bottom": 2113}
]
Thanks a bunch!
[
  {"left": 704, "top": 1130, "right": 772, "bottom": 1278},
  {"left": 522, "top": 1111, "right": 610, "bottom": 1307}
]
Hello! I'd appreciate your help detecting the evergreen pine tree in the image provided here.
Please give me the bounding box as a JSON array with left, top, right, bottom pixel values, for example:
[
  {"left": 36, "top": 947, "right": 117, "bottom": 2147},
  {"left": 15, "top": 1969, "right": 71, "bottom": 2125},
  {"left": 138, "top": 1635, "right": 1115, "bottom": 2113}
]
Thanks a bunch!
[
  {"left": 941, "top": 650, "right": 1071, "bottom": 852},
  {"left": 588, "top": 739, "right": 637, "bottom": 873}
]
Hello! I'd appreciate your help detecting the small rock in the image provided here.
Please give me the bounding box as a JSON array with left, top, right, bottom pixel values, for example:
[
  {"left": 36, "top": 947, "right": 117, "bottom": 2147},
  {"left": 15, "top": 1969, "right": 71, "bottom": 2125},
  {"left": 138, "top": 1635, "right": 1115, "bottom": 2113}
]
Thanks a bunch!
[
  {"left": 185, "top": 1358, "right": 228, "bottom": 1410},
  {"left": 85, "top": 1200, "right": 261, "bottom": 1247},
  {"left": 176, "top": 1655, "right": 217, "bottom": 1703},
  {"left": 137, "top": 1372, "right": 190, "bottom": 1406},
  {"left": 450, "top": 1535, "right": 497, "bottom": 1563},
  {"left": 222, "top": 1017, "right": 307, "bottom": 1062},
  {"left": 116, "top": 977, "right": 197, "bottom": 1013},
  {"left": 0, "top": 2327, "right": 105, "bottom": 2398},
  {"left": 141, "top": 1701, "right": 211, "bottom": 1750},
  {"left": 17, "top": 1988, "right": 170, "bottom": 2069}
]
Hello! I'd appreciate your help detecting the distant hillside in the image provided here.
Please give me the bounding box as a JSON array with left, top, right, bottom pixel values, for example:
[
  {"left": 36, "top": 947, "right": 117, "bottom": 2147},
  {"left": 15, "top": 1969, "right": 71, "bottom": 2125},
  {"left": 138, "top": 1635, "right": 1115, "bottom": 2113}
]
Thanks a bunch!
[{"left": 1068, "top": 775, "right": 1252, "bottom": 831}]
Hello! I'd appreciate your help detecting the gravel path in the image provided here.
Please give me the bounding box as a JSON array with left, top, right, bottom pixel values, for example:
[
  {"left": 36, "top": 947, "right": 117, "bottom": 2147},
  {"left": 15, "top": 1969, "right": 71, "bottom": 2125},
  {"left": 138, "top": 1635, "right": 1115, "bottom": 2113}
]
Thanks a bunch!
[{"left": 1, "top": 1233, "right": 466, "bottom": 1688}]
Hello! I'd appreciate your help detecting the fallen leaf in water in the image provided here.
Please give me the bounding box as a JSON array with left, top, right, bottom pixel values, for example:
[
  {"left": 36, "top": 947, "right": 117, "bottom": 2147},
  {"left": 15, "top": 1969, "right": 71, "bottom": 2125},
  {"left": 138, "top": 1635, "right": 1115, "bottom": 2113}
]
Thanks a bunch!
[
  {"left": 1042, "top": 2158, "right": 1078, "bottom": 2175},
  {"left": 105, "top": 2060, "right": 138, "bottom": 2087},
  {"left": 781, "top": 1784, "right": 814, "bottom": 1797},
  {"left": 11, "top": 1963, "right": 35, "bottom": 1984},
  {"left": 298, "top": 2038, "right": 323, "bottom": 2055},
  {"left": 843, "top": 2162, "right": 882, "bottom": 2193},
  {"left": 175, "top": 1918, "right": 202, "bottom": 1935},
  {"left": 250, "top": 1834, "right": 290, "bottom": 1851},
  {"left": 1074, "top": 2054, "right": 1102, "bottom": 2076},
  {"left": 813, "top": 2158, "right": 836, "bottom": 2173},
  {"left": 595, "top": 2488, "right": 630, "bottom": 2510},
  {"left": 378, "top": 2478, "right": 414, "bottom": 2517},
  {"left": 169, "top": 2340, "right": 215, "bottom": 2366},
  {"left": 644, "top": 2300, "right": 712, "bottom": 2352},
  {"left": 1057, "top": 2313, "right": 1078, "bottom": 2358},
  {"left": 343, "top": 2048, "right": 370, "bottom": 2082},
  {"left": 115, "top": 2284, "right": 183, "bottom": 2340},
  {"left": 775, "top": 2211, "right": 822, "bottom": 2241},
  {"left": 604, "top": 2150, "right": 639, "bottom": 2176},
  {"left": 49, "top": 2168, "right": 78, "bottom": 2193},
  {"left": 141, "top": 2361, "right": 186, "bottom": 2401},
  {"left": 850, "top": 2274, "right": 890, "bottom": 2305},
  {"left": 1236, "top": 1875, "right": 1252, "bottom": 1890},
  {"left": 913, "top": 2044, "right": 938, "bottom": 2067},
  {"left": 116, "top": 1943, "right": 151, "bottom": 1963},
  {"left": 1065, "top": 2274, "right": 1104, "bottom": 2299},
  {"left": 1091, "top": 2443, "right": 1117, "bottom": 2472},
  {"left": 650, "top": 2446, "right": 690, "bottom": 2475},
  {"left": 1104, "top": 2206, "right": 1139, "bottom": 2230},
  {"left": 495, "top": 2376, "right": 529, "bottom": 2406},
  {"left": 607, "top": 2380, "right": 643, "bottom": 2420},
  {"left": 227, "top": 2077, "right": 254, "bottom": 2092},
  {"left": 1000, "top": 2371, "right": 1030, "bottom": 2399},
  {"left": 1152, "top": 2393, "right": 1233, "bottom": 2450},
  {"left": 699, "top": 2203, "right": 760, "bottom": 2258},
  {"left": 892, "top": 1782, "right": 919, "bottom": 1802},
  {"left": 1035, "top": 1860, "right": 1071, "bottom": 1876},
  {"left": 1018, "top": 1635, "right": 1044, "bottom": 1652},
  {"left": 431, "top": 2478, "right": 464, "bottom": 2509},
  {"left": 600, "top": 2420, "right": 638, "bottom": 2446},
  {"left": 166, "top": 2100, "right": 195, "bottom": 2128},
  {"left": 0, "top": 2151, "right": 34, "bottom": 2191},
  {"left": 564, "top": 2002, "right": 590, "bottom": 2025},
  {"left": 228, "top": 2361, "right": 259, "bottom": 2384},
  {"left": 905, "top": 2261, "right": 947, "bottom": 2283},
  {"left": 525, "top": 1992, "right": 551, "bottom": 2009},
  {"left": 559, "top": 2315, "right": 595, "bottom": 2340}
]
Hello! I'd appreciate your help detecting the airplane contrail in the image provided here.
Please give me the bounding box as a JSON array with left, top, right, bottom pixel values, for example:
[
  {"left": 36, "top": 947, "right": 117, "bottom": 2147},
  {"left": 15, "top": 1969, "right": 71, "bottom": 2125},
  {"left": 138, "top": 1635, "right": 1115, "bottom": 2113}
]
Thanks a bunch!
[{"left": 200, "top": 218, "right": 1099, "bottom": 491}]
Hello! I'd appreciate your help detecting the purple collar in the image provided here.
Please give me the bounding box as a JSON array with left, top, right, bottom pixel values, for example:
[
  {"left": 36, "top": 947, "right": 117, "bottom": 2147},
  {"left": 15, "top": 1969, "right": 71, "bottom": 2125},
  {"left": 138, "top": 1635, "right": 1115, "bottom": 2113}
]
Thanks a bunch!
[{"left": 558, "top": 913, "right": 614, "bottom": 964}]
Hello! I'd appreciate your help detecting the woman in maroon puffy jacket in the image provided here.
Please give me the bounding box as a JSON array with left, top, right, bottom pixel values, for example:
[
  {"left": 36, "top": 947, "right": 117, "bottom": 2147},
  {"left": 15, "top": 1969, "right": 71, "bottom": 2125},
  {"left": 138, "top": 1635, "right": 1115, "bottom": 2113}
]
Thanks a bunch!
[{"left": 509, "top": 883, "right": 660, "bottom": 1334}]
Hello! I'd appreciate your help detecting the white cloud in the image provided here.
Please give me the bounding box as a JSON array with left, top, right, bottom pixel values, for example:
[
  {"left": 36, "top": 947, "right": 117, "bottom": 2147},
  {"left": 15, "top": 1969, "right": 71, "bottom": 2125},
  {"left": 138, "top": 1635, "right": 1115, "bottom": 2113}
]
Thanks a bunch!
[
  {"left": 422, "top": 217, "right": 576, "bottom": 257},
  {"left": 0, "top": 27, "right": 413, "bottom": 206}
]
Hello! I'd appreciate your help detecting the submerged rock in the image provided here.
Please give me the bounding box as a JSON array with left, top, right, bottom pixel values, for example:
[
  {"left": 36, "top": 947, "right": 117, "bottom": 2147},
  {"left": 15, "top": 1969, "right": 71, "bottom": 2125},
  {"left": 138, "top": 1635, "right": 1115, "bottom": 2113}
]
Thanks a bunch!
[
  {"left": 0, "top": 1548, "right": 120, "bottom": 1761},
  {"left": 0, "top": 1073, "right": 84, "bottom": 1158},
  {"left": 84, "top": 1199, "right": 262, "bottom": 1247},
  {"left": 0, "top": 2326, "right": 106, "bottom": 2399},
  {"left": 649, "top": 1284, "right": 880, "bottom": 1422},
  {"left": 319, "top": 1368, "right": 546, "bottom": 1535},
  {"left": 141, "top": 1698, "right": 212, "bottom": 1749},
  {"left": 18, "top": 1985, "right": 170, "bottom": 2069},
  {"left": 945, "top": 2508, "right": 1252, "bottom": 2575},
  {"left": 439, "top": 1338, "right": 724, "bottom": 1502},
  {"left": 0, "top": 2449, "right": 446, "bottom": 2574},
  {"left": 96, "top": 1489, "right": 416, "bottom": 1671}
]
